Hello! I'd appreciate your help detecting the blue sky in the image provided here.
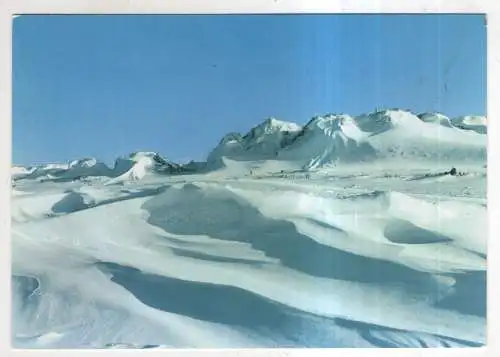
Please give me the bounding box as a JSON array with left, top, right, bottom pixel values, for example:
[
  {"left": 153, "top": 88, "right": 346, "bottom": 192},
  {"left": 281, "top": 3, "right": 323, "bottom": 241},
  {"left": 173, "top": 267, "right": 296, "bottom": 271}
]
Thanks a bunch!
[{"left": 13, "top": 14, "right": 486, "bottom": 165}]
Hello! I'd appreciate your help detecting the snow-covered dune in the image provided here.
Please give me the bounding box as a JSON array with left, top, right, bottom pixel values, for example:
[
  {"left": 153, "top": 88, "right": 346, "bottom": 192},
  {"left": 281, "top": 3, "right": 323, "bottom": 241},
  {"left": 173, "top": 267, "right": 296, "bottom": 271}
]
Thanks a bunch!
[{"left": 12, "top": 169, "right": 486, "bottom": 348}]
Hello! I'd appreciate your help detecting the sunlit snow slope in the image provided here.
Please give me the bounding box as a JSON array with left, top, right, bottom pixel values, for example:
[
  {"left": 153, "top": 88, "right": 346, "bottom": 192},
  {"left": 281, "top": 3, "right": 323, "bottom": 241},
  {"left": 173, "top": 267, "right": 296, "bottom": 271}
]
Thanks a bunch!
[
  {"left": 11, "top": 109, "right": 487, "bottom": 349},
  {"left": 208, "top": 110, "right": 486, "bottom": 171}
]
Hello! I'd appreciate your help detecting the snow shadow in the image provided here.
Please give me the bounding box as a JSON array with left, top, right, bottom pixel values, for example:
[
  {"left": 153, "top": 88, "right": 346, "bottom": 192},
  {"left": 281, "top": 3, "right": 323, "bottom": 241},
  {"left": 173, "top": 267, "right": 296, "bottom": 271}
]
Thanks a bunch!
[
  {"left": 51, "top": 192, "right": 95, "bottom": 214},
  {"left": 141, "top": 184, "right": 441, "bottom": 294},
  {"left": 168, "top": 248, "right": 272, "bottom": 266},
  {"left": 11, "top": 275, "right": 43, "bottom": 337},
  {"left": 435, "top": 271, "right": 486, "bottom": 317},
  {"left": 334, "top": 318, "right": 482, "bottom": 348},
  {"left": 384, "top": 218, "right": 453, "bottom": 244},
  {"left": 97, "top": 261, "right": 345, "bottom": 347},
  {"left": 12, "top": 275, "right": 40, "bottom": 307},
  {"left": 51, "top": 186, "right": 169, "bottom": 215},
  {"left": 406, "top": 172, "right": 450, "bottom": 181},
  {"left": 13, "top": 168, "right": 67, "bottom": 181}
]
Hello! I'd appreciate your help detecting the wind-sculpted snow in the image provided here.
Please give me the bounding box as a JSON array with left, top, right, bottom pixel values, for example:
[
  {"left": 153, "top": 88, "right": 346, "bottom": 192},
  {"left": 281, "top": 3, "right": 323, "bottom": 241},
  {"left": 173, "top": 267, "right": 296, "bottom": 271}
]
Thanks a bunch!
[
  {"left": 11, "top": 165, "right": 486, "bottom": 348},
  {"left": 10, "top": 108, "right": 487, "bottom": 348}
]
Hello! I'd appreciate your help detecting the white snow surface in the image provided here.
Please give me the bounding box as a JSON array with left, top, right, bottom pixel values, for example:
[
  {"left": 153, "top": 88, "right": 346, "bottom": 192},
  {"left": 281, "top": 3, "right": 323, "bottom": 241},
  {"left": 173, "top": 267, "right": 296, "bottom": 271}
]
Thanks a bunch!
[
  {"left": 418, "top": 112, "right": 454, "bottom": 127},
  {"left": 11, "top": 110, "right": 487, "bottom": 348},
  {"left": 208, "top": 110, "right": 486, "bottom": 171},
  {"left": 450, "top": 115, "right": 487, "bottom": 134},
  {"left": 12, "top": 152, "right": 186, "bottom": 186},
  {"left": 207, "top": 117, "right": 303, "bottom": 166}
]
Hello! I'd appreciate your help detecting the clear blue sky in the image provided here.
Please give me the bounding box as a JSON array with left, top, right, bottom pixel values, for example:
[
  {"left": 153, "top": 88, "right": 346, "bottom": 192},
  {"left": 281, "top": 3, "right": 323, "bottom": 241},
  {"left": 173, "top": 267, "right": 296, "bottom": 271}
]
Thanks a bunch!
[{"left": 13, "top": 14, "right": 486, "bottom": 165}]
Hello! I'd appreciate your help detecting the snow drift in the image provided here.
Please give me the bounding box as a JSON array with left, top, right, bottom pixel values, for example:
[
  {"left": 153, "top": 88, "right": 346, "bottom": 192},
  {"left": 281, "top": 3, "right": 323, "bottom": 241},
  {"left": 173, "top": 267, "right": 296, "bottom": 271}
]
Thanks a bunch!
[{"left": 11, "top": 174, "right": 486, "bottom": 348}]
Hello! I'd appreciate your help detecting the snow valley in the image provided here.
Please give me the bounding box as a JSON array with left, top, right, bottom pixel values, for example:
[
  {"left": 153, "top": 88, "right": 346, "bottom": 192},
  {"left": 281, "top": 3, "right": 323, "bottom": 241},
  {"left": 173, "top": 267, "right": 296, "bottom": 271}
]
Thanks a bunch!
[{"left": 11, "top": 109, "right": 487, "bottom": 348}]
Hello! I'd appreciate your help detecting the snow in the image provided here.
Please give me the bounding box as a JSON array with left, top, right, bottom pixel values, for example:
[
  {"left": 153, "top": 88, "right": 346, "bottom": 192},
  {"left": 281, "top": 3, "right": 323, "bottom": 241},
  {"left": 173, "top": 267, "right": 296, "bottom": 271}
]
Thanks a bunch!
[
  {"left": 207, "top": 117, "right": 303, "bottom": 167},
  {"left": 12, "top": 152, "right": 190, "bottom": 187},
  {"left": 11, "top": 109, "right": 487, "bottom": 348},
  {"left": 207, "top": 110, "right": 486, "bottom": 171},
  {"left": 107, "top": 155, "right": 155, "bottom": 183},
  {"left": 12, "top": 165, "right": 36, "bottom": 177},
  {"left": 418, "top": 112, "right": 454, "bottom": 127},
  {"left": 451, "top": 115, "right": 487, "bottom": 134},
  {"left": 279, "top": 114, "right": 375, "bottom": 169}
]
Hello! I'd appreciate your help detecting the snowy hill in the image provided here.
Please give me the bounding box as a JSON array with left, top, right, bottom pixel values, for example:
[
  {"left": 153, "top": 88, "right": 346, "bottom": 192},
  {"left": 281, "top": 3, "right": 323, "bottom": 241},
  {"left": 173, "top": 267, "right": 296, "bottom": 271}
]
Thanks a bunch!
[
  {"left": 356, "top": 110, "right": 485, "bottom": 168},
  {"left": 12, "top": 109, "right": 486, "bottom": 183},
  {"left": 108, "top": 152, "right": 184, "bottom": 183},
  {"left": 207, "top": 117, "right": 303, "bottom": 167},
  {"left": 451, "top": 115, "right": 487, "bottom": 134},
  {"left": 207, "top": 109, "right": 486, "bottom": 172},
  {"left": 12, "top": 152, "right": 193, "bottom": 185},
  {"left": 417, "top": 112, "right": 454, "bottom": 128},
  {"left": 279, "top": 114, "right": 376, "bottom": 169},
  {"left": 12, "top": 163, "right": 69, "bottom": 181}
]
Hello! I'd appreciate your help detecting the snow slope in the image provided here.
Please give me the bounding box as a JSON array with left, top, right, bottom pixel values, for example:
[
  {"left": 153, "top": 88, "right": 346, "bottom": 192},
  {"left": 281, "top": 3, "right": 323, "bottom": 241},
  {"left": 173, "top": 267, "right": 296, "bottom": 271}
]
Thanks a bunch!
[
  {"left": 451, "top": 115, "right": 487, "bottom": 134},
  {"left": 12, "top": 152, "right": 189, "bottom": 186},
  {"left": 11, "top": 109, "right": 487, "bottom": 348},
  {"left": 418, "top": 112, "right": 454, "bottom": 128},
  {"left": 279, "top": 114, "right": 376, "bottom": 169},
  {"left": 12, "top": 163, "right": 70, "bottom": 181},
  {"left": 208, "top": 110, "right": 486, "bottom": 172},
  {"left": 11, "top": 166, "right": 486, "bottom": 348},
  {"left": 207, "top": 117, "right": 303, "bottom": 167},
  {"left": 354, "top": 110, "right": 485, "bottom": 169}
]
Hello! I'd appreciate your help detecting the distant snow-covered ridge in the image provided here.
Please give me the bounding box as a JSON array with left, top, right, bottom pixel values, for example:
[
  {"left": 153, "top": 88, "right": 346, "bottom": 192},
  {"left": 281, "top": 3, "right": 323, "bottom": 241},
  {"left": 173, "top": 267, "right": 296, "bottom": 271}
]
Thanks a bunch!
[
  {"left": 11, "top": 152, "right": 200, "bottom": 184},
  {"left": 208, "top": 109, "right": 486, "bottom": 170},
  {"left": 13, "top": 109, "right": 487, "bottom": 180}
]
